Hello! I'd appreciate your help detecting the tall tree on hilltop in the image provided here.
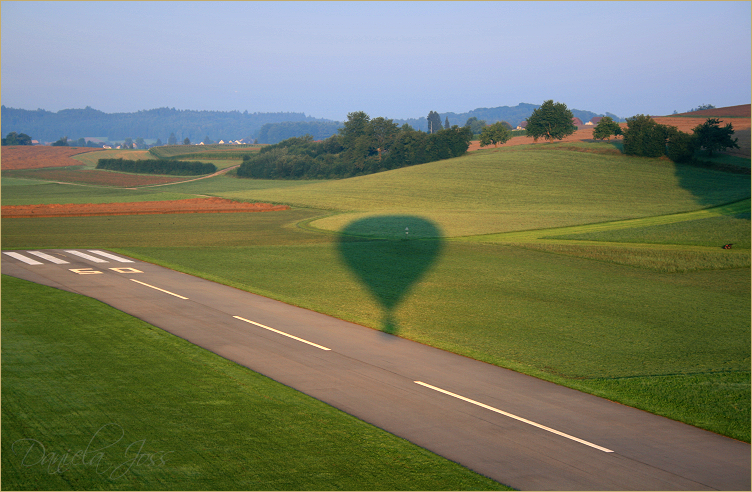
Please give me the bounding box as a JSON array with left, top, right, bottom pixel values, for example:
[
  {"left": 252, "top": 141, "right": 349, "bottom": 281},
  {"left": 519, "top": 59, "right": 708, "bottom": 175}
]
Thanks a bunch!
[
  {"left": 525, "top": 100, "right": 577, "bottom": 142},
  {"left": 427, "top": 111, "right": 442, "bottom": 134}
]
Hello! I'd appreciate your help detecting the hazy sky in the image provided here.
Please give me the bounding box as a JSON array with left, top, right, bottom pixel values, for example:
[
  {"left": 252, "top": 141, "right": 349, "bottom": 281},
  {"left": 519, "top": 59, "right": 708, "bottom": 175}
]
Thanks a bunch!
[{"left": 2, "top": 1, "right": 750, "bottom": 121}]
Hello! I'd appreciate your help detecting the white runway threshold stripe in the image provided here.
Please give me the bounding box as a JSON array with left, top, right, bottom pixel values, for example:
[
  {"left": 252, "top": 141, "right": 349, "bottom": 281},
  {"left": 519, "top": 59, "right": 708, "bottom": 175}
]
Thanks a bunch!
[
  {"left": 88, "top": 250, "right": 134, "bottom": 263},
  {"left": 130, "top": 279, "right": 189, "bottom": 299},
  {"left": 3, "top": 252, "right": 43, "bottom": 265},
  {"left": 414, "top": 381, "right": 615, "bottom": 453},
  {"left": 234, "top": 316, "right": 331, "bottom": 351},
  {"left": 65, "top": 250, "right": 109, "bottom": 263},
  {"left": 27, "top": 251, "right": 70, "bottom": 264}
]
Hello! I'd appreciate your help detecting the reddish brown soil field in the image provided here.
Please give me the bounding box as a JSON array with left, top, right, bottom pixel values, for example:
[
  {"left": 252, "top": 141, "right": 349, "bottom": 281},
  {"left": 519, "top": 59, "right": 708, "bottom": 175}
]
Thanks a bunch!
[
  {"left": 673, "top": 104, "right": 750, "bottom": 118},
  {"left": 2, "top": 197, "right": 290, "bottom": 218},
  {"left": 1, "top": 146, "right": 105, "bottom": 170},
  {"left": 650, "top": 116, "right": 751, "bottom": 133},
  {"left": 652, "top": 105, "right": 750, "bottom": 158}
]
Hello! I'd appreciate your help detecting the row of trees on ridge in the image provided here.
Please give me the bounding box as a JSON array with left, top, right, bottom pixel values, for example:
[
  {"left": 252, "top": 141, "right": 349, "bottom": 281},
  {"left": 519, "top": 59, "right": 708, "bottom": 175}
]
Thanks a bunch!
[
  {"left": 237, "top": 111, "right": 473, "bottom": 179},
  {"left": 590, "top": 114, "right": 739, "bottom": 163}
]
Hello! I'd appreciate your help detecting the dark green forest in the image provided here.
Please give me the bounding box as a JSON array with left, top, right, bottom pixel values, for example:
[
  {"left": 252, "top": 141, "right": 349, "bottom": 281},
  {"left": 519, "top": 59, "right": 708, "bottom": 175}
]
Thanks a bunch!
[{"left": 237, "top": 112, "right": 473, "bottom": 180}]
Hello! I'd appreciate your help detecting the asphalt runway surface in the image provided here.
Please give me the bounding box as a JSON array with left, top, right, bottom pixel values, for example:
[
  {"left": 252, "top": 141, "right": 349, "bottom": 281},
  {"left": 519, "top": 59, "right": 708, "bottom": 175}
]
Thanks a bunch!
[{"left": 3, "top": 249, "right": 750, "bottom": 490}]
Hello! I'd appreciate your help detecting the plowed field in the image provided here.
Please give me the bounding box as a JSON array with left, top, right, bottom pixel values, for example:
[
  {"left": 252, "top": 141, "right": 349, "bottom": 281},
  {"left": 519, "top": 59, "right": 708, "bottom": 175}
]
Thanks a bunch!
[
  {"left": 1, "top": 146, "right": 105, "bottom": 170},
  {"left": 2, "top": 197, "right": 290, "bottom": 218}
]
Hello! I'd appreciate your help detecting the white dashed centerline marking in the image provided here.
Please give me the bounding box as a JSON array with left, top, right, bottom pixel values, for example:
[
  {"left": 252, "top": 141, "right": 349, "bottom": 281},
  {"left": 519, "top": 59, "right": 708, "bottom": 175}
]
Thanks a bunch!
[
  {"left": 414, "top": 381, "right": 614, "bottom": 453},
  {"left": 130, "top": 279, "right": 188, "bottom": 299},
  {"left": 234, "top": 316, "right": 331, "bottom": 351}
]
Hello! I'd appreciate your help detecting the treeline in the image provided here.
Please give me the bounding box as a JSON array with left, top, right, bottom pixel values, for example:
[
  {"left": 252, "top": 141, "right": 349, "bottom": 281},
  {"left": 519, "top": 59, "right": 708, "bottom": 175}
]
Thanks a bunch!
[
  {"left": 237, "top": 111, "right": 473, "bottom": 180},
  {"left": 96, "top": 158, "right": 217, "bottom": 176},
  {"left": 621, "top": 115, "right": 740, "bottom": 164},
  {"left": 256, "top": 121, "right": 343, "bottom": 144}
]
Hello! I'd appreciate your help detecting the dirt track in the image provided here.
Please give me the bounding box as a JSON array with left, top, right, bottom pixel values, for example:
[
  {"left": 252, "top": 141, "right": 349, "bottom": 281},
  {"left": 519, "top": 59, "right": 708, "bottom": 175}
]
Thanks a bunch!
[{"left": 1, "top": 197, "right": 290, "bottom": 218}]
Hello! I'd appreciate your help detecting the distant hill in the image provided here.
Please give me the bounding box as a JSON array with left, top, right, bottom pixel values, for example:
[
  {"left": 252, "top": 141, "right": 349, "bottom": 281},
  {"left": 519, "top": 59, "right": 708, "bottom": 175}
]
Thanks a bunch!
[
  {"left": 394, "top": 103, "right": 624, "bottom": 131},
  {"left": 0, "top": 106, "right": 333, "bottom": 144},
  {"left": 2, "top": 103, "right": 625, "bottom": 145}
]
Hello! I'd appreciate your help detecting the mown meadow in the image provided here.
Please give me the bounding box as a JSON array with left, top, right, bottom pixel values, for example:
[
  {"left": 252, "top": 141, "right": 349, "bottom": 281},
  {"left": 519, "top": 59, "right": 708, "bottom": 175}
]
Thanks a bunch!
[{"left": 2, "top": 140, "right": 750, "bottom": 488}]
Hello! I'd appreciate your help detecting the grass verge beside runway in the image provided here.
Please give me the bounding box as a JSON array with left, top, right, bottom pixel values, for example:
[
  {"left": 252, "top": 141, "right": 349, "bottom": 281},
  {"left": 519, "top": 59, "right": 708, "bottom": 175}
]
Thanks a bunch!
[{"left": 1, "top": 275, "right": 510, "bottom": 491}]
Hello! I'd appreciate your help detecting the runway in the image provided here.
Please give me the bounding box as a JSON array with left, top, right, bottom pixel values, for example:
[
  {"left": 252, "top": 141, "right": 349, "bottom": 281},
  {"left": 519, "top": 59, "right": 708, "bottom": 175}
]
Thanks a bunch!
[{"left": 3, "top": 249, "right": 750, "bottom": 490}]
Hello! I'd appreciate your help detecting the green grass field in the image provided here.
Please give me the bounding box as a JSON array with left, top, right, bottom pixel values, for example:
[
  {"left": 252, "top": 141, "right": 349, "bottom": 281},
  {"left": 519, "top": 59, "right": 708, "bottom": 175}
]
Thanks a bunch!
[
  {"left": 2, "top": 140, "right": 750, "bottom": 488},
  {"left": 148, "top": 143, "right": 261, "bottom": 160}
]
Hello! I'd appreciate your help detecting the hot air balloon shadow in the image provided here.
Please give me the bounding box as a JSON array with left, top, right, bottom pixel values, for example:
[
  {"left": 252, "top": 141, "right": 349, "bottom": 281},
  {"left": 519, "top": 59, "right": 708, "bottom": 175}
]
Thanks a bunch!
[{"left": 338, "top": 216, "right": 444, "bottom": 335}]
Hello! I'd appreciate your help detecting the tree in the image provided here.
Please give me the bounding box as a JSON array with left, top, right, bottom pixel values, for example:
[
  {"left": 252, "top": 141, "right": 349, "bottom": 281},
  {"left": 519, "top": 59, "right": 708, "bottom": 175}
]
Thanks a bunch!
[
  {"left": 52, "top": 136, "right": 69, "bottom": 146},
  {"left": 621, "top": 115, "right": 673, "bottom": 158},
  {"left": 135, "top": 137, "right": 146, "bottom": 149},
  {"left": 592, "top": 117, "right": 622, "bottom": 141},
  {"left": 76, "top": 137, "right": 86, "bottom": 147},
  {"left": 339, "top": 111, "right": 371, "bottom": 147},
  {"left": 204, "top": 135, "right": 213, "bottom": 145},
  {"left": 369, "top": 116, "right": 399, "bottom": 160},
  {"left": 479, "top": 122, "right": 512, "bottom": 148},
  {"left": 692, "top": 118, "right": 739, "bottom": 157},
  {"left": 2, "top": 132, "right": 32, "bottom": 146},
  {"left": 168, "top": 132, "right": 177, "bottom": 145},
  {"left": 123, "top": 137, "right": 133, "bottom": 149},
  {"left": 427, "top": 111, "right": 442, "bottom": 134},
  {"left": 689, "top": 104, "right": 715, "bottom": 112},
  {"left": 444, "top": 117, "right": 450, "bottom": 130},
  {"left": 666, "top": 130, "right": 697, "bottom": 163},
  {"left": 155, "top": 138, "right": 163, "bottom": 146},
  {"left": 183, "top": 137, "right": 191, "bottom": 145},
  {"left": 525, "top": 100, "right": 576, "bottom": 142},
  {"left": 464, "top": 117, "right": 487, "bottom": 135}
]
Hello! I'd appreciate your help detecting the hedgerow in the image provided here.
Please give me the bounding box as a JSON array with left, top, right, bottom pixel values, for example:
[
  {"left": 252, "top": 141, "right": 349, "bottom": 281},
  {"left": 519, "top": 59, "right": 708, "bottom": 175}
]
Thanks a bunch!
[{"left": 96, "top": 158, "right": 216, "bottom": 175}]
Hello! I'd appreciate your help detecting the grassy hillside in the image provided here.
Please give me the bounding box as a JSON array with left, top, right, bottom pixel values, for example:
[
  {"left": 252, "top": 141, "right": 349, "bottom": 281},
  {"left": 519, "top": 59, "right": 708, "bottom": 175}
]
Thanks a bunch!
[{"left": 204, "top": 142, "right": 748, "bottom": 237}]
